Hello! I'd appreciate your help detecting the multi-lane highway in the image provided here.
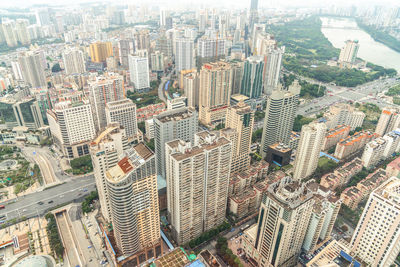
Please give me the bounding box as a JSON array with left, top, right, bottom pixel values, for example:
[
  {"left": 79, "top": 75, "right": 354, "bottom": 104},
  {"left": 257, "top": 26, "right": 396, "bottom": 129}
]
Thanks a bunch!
[
  {"left": 0, "top": 175, "right": 95, "bottom": 221},
  {"left": 297, "top": 76, "right": 399, "bottom": 116}
]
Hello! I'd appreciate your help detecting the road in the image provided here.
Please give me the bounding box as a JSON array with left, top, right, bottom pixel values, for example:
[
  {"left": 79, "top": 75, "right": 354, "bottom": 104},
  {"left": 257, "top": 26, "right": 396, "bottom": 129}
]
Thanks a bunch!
[
  {"left": 297, "top": 76, "right": 399, "bottom": 116},
  {"left": 0, "top": 175, "right": 95, "bottom": 221},
  {"left": 56, "top": 211, "right": 82, "bottom": 267}
]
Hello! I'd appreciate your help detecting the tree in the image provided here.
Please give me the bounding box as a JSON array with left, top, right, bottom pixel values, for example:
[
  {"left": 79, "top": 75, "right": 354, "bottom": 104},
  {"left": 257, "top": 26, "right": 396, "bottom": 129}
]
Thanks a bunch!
[{"left": 51, "top": 63, "right": 61, "bottom": 73}]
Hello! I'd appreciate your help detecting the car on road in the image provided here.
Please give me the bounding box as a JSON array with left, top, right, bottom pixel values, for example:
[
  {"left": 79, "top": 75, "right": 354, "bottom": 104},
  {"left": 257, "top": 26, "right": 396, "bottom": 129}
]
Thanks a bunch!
[
  {"left": 37, "top": 201, "right": 44, "bottom": 205},
  {"left": 48, "top": 200, "right": 54, "bottom": 204},
  {"left": 0, "top": 205, "right": 5, "bottom": 210}
]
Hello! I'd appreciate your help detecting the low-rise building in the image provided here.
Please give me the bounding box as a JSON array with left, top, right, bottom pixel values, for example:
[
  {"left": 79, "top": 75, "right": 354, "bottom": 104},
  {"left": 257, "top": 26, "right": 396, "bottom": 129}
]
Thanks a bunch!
[
  {"left": 136, "top": 103, "right": 166, "bottom": 122},
  {"left": 386, "top": 156, "right": 400, "bottom": 178},
  {"left": 320, "top": 158, "right": 363, "bottom": 190},
  {"left": 341, "top": 169, "right": 387, "bottom": 210},
  {"left": 265, "top": 143, "right": 292, "bottom": 167},
  {"left": 322, "top": 125, "right": 350, "bottom": 151},
  {"left": 305, "top": 239, "right": 356, "bottom": 267},
  {"left": 334, "top": 131, "right": 377, "bottom": 160}
]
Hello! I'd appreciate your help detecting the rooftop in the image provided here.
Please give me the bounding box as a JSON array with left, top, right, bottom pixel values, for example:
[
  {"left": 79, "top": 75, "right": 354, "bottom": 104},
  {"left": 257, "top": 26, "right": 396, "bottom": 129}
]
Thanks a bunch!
[
  {"left": 156, "top": 107, "right": 195, "bottom": 123},
  {"left": 269, "top": 142, "right": 291, "bottom": 153}
]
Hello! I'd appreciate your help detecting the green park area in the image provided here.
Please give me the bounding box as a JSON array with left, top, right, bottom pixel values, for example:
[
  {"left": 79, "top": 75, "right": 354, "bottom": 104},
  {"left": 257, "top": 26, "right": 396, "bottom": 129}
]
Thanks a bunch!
[
  {"left": 0, "top": 146, "right": 42, "bottom": 195},
  {"left": 67, "top": 155, "right": 93, "bottom": 175},
  {"left": 268, "top": 16, "right": 397, "bottom": 87},
  {"left": 385, "top": 84, "right": 400, "bottom": 105},
  {"left": 127, "top": 80, "right": 162, "bottom": 108}
]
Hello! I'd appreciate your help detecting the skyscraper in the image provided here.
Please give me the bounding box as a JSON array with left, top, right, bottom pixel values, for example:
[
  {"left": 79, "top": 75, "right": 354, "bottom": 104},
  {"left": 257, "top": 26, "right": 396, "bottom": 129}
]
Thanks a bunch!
[
  {"left": 197, "top": 36, "right": 227, "bottom": 59},
  {"left": 175, "top": 38, "right": 195, "bottom": 72},
  {"left": 89, "top": 42, "right": 113, "bottom": 63},
  {"left": 221, "top": 100, "right": 254, "bottom": 174},
  {"left": 263, "top": 47, "right": 285, "bottom": 95},
  {"left": 15, "top": 19, "right": 30, "bottom": 46},
  {"left": 338, "top": 40, "right": 359, "bottom": 68},
  {"left": 106, "top": 143, "right": 160, "bottom": 257},
  {"left": 90, "top": 124, "right": 129, "bottom": 222},
  {"left": 350, "top": 177, "right": 400, "bottom": 266},
  {"left": 260, "top": 82, "right": 300, "bottom": 158},
  {"left": 62, "top": 48, "right": 86, "bottom": 75},
  {"left": 166, "top": 131, "right": 232, "bottom": 244},
  {"left": 118, "top": 39, "right": 135, "bottom": 67},
  {"left": 88, "top": 73, "right": 125, "bottom": 131},
  {"left": 293, "top": 121, "right": 327, "bottom": 180},
  {"left": 154, "top": 107, "right": 198, "bottom": 179},
  {"left": 18, "top": 51, "right": 47, "bottom": 88},
  {"left": 375, "top": 107, "right": 400, "bottom": 136},
  {"left": 199, "top": 61, "right": 232, "bottom": 126},
  {"left": 249, "top": 0, "right": 259, "bottom": 32},
  {"left": 128, "top": 55, "right": 150, "bottom": 90},
  {"left": 240, "top": 56, "right": 264, "bottom": 99},
  {"left": 105, "top": 99, "right": 138, "bottom": 139}
]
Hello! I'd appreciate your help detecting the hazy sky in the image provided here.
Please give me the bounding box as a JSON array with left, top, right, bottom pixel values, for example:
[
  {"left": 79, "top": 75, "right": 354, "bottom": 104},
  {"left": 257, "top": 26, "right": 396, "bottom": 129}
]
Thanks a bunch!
[{"left": 1, "top": 0, "right": 399, "bottom": 9}]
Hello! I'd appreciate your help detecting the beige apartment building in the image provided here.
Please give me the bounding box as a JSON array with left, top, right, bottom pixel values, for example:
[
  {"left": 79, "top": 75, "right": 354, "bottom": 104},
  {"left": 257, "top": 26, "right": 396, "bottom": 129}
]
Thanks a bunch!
[{"left": 166, "top": 131, "right": 232, "bottom": 244}]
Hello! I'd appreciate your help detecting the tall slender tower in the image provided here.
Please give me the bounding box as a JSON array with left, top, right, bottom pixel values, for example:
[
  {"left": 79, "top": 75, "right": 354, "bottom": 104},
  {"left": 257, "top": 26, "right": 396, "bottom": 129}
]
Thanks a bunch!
[
  {"left": 90, "top": 124, "right": 129, "bottom": 222},
  {"left": 240, "top": 56, "right": 264, "bottom": 99},
  {"left": 175, "top": 38, "right": 194, "bottom": 72},
  {"left": 18, "top": 51, "right": 47, "bottom": 88},
  {"left": 350, "top": 177, "right": 400, "bottom": 266},
  {"left": 249, "top": 0, "right": 259, "bottom": 32},
  {"left": 293, "top": 122, "right": 327, "bottom": 180},
  {"left": 260, "top": 82, "right": 300, "bottom": 158},
  {"left": 166, "top": 131, "right": 232, "bottom": 244},
  {"left": 106, "top": 143, "right": 160, "bottom": 256},
  {"left": 221, "top": 100, "right": 254, "bottom": 174}
]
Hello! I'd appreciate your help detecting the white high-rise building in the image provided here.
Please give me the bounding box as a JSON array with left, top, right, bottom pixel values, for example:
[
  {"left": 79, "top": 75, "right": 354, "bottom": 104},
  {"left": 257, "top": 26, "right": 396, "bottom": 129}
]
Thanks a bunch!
[
  {"left": 15, "top": 19, "right": 30, "bottom": 46},
  {"left": 2, "top": 21, "right": 17, "bottom": 47},
  {"left": 260, "top": 82, "right": 300, "bottom": 158},
  {"left": 263, "top": 47, "right": 285, "bottom": 95},
  {"left": 47, "top": 100, "right": 96, "bottom": 159},
  {"left": 154, "top": 107, "right": 198, "bottom": 179},
  {"left": 293, "top": 121, "right": 327, "bottom": 180},
  {"left": 62, "top": 48, "right": 86, "bottom": 75},
  {"left": 338, "top": 40, "right": 359, "bottom": 67},
  {"left": 88, "top": 73, "right": 125, "bottom": 131},
  {"left": 105, "top": 99, "right": 138, "bottom": 139},
  {"left": 35, "top": 8, "right": 51, "bottom": 26},
  {"left": 324, "top": 103, "right": 365, "bottom": 130},
  {"left": 361, "top": 137, "right": 387, "bottom": 168},
  {"left": 90, "top": 124, "right": 129, "bottom": 222},
  {"left": 197, "top": 36, "right": 226, "bottom": 58},
  {"left": 128, "top": 55, "right": 150, "bottom": 91},
  {"left": 350, "top": 177, "right": 400, "bottom": 267},
  {"left": 18, "top": 51, "right": 47, "bottom": 88},
  {"left": 175, "top": 38, "right": 195, "bottom": 72},
  {"left": 106, "top": 143, "right": 160, "bottom": 256},
  {"left": 375, "top": 107, "right": 400, "bottom": 136},
  {"left": 166, "top": 131, "right": 232, "bottom": 244}
]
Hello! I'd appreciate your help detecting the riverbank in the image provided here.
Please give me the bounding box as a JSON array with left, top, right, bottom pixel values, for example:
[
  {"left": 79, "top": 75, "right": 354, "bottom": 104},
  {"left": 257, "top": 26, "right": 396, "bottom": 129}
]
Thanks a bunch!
[
  {"left": 355, "top": 19, "right": 400, "bottom": 54},
  {"left": 268, "top": 16, "right": 397, "bottom": 87}
]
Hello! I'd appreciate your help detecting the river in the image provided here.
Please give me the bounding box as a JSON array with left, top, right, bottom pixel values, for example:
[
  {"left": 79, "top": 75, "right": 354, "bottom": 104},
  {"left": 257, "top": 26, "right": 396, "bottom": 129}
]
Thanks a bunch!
[{"left": 320, "top": 16, "right": 400, "bottom": 72}]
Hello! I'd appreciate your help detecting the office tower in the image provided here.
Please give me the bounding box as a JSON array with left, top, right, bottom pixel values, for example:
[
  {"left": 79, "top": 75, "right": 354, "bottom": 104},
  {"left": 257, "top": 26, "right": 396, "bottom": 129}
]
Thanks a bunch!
[
  {"left": 18, "top": 51, "right": 47, "bottom": 88},
  {"left": 338, "top": 40, "right": 359, "bottom": 67},
  {"left": 106, "top": 143, "right": 160, "bottom": 256},
  {"left": 253, "top": 178, "right": 314, "bottom": 267},
  {"left": 35, "top": 8, "right": 51, "bottom": 26},
  {"left": 375, "top": 108, "right": 400, "bottom": 136},
  {"left": 324, "top": 103, "right": 365, "bottom": 130},
  {"left": 118, "top": 39, "right": 135, "bottom": 67},
  {"left": 260, "top": 82, "right": 300, "bottom": 158},
  {"left": 89, "top": 42, "right": 113, "bottom": 63},
  {"left": 175, "top": 38, "right": 195, "bottom": 72},
  {"left": 154, "top": 107, "right": 197, "bottom": 179},
  {"left": 293, "top": 122, "right": 327, "bottom": 180},
  {"left": 88, "top": 73, "right": 125, "bottom": 131},
  {"left": 105, "top": 99, "right": 138, "bottom": 139},
  {"left": 240, "top": 56, "right": 264, "bottom": 99},
  {"left": 90, "top": 124, "right": 129, "bottom": 222},
  {"left": 0, "top": 98, "right": 44, "bottom": 130},
  {"left": 197, "top": 36, "right": 227, "bottom": 59},
  {"left": 2, "top": 21, "right": 17, "bottom": 47},
  {"left": 47, "top": 100, "right": 96, "bottom": 159},
  {"left": 183, "top": 71, "right": 199, "bottom": 108},
  {"left": 350, "top": 177, "right": 400, "bottom": 266},
  {"left": 166, "top": 131, "right": 232, "bottom": 244},
  {"left": 249, "top": 0, "right": 259, "bottom": 32},
  {"left": 150, "top": 51, "right": 165, "bottom": 72},
  {"left": 15, "top": 19, "right": 30, "bottom": 46},
  {"left": 199, "top": 61, "right": 232, "bottom": 126},
  {"left": 221, "top": 100, "right": 254, "bottom": 174},
  {"left": 62, "top": 48, "right": 86, "bottom": 75},
  {"left": 128, "top": 55, "right": 150, "bottom": 90},
  {"left": 263, "top": 47, "right": 285, "bottom": 95}
]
